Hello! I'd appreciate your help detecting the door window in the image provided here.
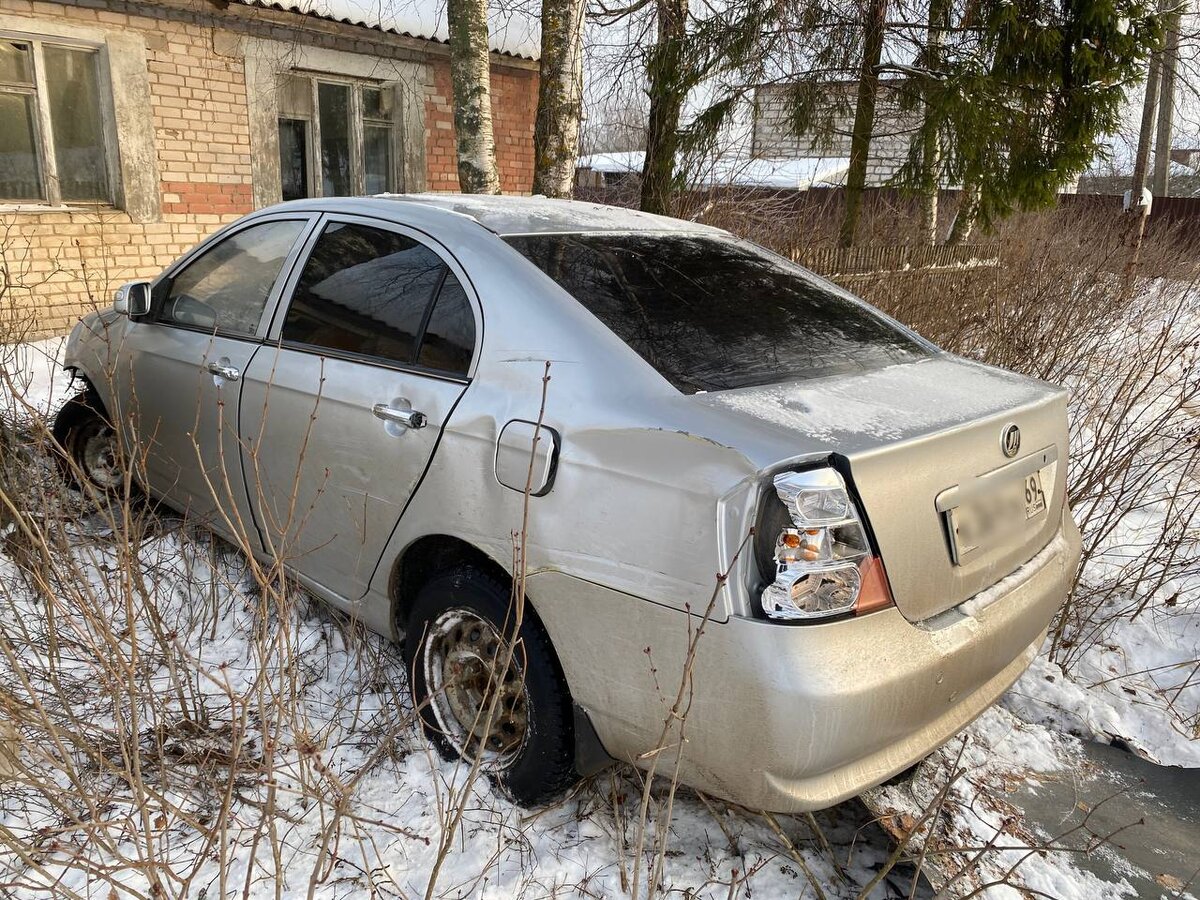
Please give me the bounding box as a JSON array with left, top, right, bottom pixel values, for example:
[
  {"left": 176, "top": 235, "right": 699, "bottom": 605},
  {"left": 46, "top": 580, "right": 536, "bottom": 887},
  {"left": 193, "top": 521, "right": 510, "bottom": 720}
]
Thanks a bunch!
[
  {"left": 160, "top": 219, "right": 306, "bottom": 334},
  {"left": 283, "top": 222, "right": 460, "bottom": 368}
]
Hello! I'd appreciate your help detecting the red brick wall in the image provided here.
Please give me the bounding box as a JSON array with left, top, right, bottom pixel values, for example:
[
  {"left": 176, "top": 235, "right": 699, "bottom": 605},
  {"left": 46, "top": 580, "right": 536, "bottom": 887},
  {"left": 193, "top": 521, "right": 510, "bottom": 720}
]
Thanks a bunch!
[
  {"left": 426, "top": 60, "right": 537, "bottom": 194},
  {"left": 161, "top": 182, "right": 255, "bottom": 217}
]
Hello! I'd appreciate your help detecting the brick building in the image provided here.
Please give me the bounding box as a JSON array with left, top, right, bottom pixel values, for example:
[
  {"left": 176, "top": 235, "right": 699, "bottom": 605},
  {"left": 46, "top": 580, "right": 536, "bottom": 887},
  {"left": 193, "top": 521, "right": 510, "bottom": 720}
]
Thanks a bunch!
[
  {"left": 752, "top": 80, "right": 926, "bottom": 188},
  {"left": 0, "top": 0, "right": 538, "bottom": 337}
]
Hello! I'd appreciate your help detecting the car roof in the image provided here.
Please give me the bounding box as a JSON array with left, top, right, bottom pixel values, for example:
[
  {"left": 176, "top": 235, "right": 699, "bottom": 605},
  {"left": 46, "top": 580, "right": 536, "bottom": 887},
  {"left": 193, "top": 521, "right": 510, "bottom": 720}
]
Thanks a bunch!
[{"left": 278, "top": 193, "right": 728, "bottom": 237}]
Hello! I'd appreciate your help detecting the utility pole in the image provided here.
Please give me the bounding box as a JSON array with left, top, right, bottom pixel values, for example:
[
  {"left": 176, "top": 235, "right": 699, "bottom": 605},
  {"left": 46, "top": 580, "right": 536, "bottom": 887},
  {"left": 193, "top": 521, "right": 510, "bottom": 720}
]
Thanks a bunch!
[{"left": 1152, "top": 2, "right": 1183, "bottom": 197}]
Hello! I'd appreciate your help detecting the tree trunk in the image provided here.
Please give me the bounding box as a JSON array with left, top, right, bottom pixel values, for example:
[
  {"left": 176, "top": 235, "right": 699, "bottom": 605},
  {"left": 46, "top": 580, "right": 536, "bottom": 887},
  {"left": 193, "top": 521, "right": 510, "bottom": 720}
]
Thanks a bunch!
[
  {"left": 917, "top": 0, "right": 948, "bottom": 245},
  {"left": 838, "top": 0, "right": 888, "bottom": 247},
  {"left": 1129, "top": 52, "right": 1162, "bottom": 204},
  {"left": 1151, "top": 3, "right": 1182, "bottom": 198},
  {"left": 533, "top": 0, "right": 586, "bottom": 197},
  {"left": 946, "top": 181, "right": 980, "bottom": 245},
  {"left": 640, "top": 0, "right": 688, "bottom": 216},
  {"left": 448, "top": 0, "right": 501, "bottom": 193},
  {"left": 1123, "top": 23, "right": 1167, "bottom": 291}
]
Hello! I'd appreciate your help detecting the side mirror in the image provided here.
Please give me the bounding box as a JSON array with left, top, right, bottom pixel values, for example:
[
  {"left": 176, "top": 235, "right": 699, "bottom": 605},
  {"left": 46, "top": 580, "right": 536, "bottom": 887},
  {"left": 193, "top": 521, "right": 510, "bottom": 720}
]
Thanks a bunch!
[{"left": 114, "top": 280, "right": 152, "bottom": 317}]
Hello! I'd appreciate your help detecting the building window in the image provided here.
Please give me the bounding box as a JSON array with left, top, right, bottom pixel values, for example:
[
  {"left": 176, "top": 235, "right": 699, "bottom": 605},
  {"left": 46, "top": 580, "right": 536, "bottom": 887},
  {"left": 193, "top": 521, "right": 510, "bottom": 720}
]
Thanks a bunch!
[
  {"left": 277, "top": 73, "right": 395, "bottom": 201},
  {"left": 0, "top": 37, "right": 111, "bottom": 204}
]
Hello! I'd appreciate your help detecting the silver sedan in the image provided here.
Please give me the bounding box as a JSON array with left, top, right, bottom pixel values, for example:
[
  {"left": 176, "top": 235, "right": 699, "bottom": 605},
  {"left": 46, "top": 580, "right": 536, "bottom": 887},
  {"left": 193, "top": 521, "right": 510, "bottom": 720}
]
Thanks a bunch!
[{"left": 58, "top": 195, "right": 1081, "bottom": 810}]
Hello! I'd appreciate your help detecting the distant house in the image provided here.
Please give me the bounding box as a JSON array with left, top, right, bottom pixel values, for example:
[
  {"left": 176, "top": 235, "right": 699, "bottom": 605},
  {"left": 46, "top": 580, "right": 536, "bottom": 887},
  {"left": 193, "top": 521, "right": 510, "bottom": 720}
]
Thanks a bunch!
[
  {"left": 575, "top": 150, "right": 849, "bottom": 190},
  {"left": 1170, "top": 149, "right": 1200, "bottom": 171},
  {"left": 752, "top": 81, "right": 1088, "bottom": 195},
  {"left": 0, "top": 0, "right": 539, "bottom": 337},
  {"left": 752, "top": 80, "right": 935, "bottom": 188}
]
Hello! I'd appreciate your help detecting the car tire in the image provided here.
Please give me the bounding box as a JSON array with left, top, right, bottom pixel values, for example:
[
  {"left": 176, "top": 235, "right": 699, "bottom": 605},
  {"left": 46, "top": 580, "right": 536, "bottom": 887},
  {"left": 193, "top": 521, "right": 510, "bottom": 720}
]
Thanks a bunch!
[
  {"left": 52, "top": 391, "right": 130, "bottom": 497},
  {"left": 404, "top": 564, "right": 578, "bottom": 807}
]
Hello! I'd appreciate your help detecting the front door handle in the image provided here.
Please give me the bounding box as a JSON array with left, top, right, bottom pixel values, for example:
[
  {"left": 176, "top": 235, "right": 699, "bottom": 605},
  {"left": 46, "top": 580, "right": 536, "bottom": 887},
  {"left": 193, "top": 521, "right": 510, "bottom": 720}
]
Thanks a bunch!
[
  {"left": 206, "top": 361, "right": 241, "bottom": 382},
  {"left": 373, "top": 404, "right": 427, "bottom": 429}
]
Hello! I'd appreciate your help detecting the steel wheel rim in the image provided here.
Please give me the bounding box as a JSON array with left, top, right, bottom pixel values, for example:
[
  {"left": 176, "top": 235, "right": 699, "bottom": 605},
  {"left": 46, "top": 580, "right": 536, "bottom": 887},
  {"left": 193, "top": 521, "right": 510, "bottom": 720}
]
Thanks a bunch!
[
  {"left": 76, "top": 420, "right": 122, "bottom": 491},
  {"left": 422, "top": 608, "right": 529, "bottom": 770}
]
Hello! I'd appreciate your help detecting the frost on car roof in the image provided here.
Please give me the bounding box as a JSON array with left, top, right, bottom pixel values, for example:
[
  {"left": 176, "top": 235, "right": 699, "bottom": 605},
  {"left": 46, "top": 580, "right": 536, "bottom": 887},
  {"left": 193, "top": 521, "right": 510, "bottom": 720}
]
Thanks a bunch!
[{"left": 383, "top": 193, "right": 725, "bottom": 236}]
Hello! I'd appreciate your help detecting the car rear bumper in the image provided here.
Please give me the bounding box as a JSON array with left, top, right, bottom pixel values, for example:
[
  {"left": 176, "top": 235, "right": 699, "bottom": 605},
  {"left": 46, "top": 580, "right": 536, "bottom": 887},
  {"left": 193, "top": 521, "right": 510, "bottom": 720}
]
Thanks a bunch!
[{"left": 529, "top": 506, "right": 1081, "bottom": 812}]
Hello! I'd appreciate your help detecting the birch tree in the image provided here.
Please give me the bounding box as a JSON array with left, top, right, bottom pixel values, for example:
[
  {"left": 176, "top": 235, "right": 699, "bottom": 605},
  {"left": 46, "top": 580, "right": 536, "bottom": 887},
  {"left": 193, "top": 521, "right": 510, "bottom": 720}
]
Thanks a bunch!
[
  {"left": 448, "top": 0, "right": 502, "bottom": 193},
  {"left": 533, "top": 0, "right": 586, "bottom": 196}
]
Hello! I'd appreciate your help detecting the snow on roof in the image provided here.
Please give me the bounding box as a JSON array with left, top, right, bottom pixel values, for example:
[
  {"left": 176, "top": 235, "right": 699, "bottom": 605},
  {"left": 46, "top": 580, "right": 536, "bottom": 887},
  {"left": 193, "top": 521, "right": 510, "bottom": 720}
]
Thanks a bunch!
[
  {"left": 233, "top": 0, "right": 541, "bottom": 59},
  {"left": 576, "top": 151, "right": 850, "bottom": 189}
]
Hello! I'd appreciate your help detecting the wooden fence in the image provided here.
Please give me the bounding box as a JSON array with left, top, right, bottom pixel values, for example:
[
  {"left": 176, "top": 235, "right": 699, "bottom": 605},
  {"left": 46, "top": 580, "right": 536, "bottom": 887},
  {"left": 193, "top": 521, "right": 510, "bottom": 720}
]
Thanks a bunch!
[{"left": 793, "top": 242, "right": 1000, "bottom": 276}]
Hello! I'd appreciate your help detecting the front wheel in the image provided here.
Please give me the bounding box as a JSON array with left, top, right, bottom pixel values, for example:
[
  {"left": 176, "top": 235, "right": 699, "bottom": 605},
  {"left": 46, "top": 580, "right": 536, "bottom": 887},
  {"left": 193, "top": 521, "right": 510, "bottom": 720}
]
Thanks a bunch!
[
  {"left": 404, "top": 565, "right": 578, "bottom": 807},
  {"left": 52, "top": 392, "right": 129, "bottom": 496}
]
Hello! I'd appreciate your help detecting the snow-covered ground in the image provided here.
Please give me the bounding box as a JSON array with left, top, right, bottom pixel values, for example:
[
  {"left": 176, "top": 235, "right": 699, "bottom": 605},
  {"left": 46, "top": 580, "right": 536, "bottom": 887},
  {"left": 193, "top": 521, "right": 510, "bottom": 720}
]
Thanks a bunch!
[{"left": 0, "top": 336, "right": 1195, "bottom": 898}]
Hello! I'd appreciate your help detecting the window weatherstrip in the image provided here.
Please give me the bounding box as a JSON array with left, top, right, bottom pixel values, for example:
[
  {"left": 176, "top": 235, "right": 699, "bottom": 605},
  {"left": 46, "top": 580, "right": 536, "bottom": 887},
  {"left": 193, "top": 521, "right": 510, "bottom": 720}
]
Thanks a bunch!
[{"left": 275, "top": 338, "right": 471, "bottom": 384}]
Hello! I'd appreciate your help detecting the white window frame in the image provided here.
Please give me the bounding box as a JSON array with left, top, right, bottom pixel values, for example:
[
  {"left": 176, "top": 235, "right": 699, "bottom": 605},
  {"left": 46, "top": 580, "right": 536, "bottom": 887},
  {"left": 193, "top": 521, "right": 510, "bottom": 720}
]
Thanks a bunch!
[
  {"left": 0, "top": 30, "right": 116, "bottom": 206},
  {"left": 278, "top": 71, "right": 397, "bottom": 200}
]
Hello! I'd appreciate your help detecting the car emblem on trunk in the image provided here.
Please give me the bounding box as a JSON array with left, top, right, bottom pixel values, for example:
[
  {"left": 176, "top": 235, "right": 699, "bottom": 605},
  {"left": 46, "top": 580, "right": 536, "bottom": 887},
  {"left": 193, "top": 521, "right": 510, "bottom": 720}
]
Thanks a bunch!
[{"left": 1001, "top": 424, "right": 1021, "bottom": 458}]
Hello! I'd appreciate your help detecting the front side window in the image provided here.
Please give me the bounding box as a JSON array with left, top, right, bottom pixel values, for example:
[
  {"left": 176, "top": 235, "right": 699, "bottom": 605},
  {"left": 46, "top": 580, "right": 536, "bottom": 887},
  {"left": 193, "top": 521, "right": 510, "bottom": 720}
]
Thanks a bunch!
[
  {"left": 277, "top": 74, "right": 395, "bottom": 200},
  {"left": 0, "top": 38, "right": 110, "bottom": 204},
  {"left": 160, "top": 220, "right": 306, "bottom": 334},
  {"left": 283, "top": 222, "right": 475, "bottom": 374},
  {"left": 505, "top": 233, "right": 932, "bottom": 393}
]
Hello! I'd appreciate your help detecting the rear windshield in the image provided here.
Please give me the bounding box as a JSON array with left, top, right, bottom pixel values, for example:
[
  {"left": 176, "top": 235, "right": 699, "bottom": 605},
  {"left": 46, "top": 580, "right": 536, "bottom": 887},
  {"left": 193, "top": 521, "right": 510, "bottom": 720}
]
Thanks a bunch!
[{"left": 504, "top": 233, "right": 932, "bottom": 393}]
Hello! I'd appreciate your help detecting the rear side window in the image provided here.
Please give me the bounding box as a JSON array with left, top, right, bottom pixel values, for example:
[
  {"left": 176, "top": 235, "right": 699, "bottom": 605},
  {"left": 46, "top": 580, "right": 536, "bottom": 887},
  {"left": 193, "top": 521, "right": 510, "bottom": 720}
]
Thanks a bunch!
[
  {"left": 282, "top": 221, "right": 476, "bottom": 375},
  {"left": 417, "top": 271, "right": 475, "bottom": 375},
  {"left": 284, "top": 222, "right": 445, "bottom": 365},
  {"left": 161, "top": 219, "right": 305, "bottom": 335},
  {"left": 504, "top": 233, "right": 931, "bottom": 392}
]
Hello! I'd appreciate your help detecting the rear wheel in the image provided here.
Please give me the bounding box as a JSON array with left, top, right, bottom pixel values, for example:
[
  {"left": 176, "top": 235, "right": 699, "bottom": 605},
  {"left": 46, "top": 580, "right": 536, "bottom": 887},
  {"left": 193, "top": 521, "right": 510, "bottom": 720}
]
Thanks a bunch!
[
  {"left": 52, "top": 392, "right": 128, "bottom": 495},
  {"left": 404, "top": 565, "right": 578, "bottom": 806}
]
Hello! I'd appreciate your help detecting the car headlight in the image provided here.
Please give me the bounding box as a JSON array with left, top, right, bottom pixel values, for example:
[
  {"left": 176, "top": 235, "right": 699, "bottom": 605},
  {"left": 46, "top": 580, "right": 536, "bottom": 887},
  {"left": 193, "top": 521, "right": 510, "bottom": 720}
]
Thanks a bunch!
[{"left": 757, "top": 468, "right": 894, "bottom": 621}]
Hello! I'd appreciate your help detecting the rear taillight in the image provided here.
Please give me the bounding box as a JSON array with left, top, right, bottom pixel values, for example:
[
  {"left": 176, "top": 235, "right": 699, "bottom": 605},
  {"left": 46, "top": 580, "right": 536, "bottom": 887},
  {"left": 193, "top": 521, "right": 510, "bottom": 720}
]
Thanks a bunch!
[{"left": 757, "top": 468, "right": 894, "bottom": 621}]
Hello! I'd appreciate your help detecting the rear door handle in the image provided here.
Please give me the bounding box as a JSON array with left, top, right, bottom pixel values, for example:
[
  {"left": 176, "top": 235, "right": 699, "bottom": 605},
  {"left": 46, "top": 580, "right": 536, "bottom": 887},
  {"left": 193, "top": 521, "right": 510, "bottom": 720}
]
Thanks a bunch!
[
  {"left": 373, "top": 404, "right": 427, "bottom": 429},
  {"left": 207, "top": 361, "right": 241, "bottom": 381}
]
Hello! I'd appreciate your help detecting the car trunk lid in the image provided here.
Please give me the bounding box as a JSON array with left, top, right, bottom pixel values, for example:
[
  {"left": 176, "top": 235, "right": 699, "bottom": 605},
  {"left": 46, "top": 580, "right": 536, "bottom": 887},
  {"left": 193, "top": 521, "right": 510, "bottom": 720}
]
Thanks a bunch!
[{"left": 698, "top": 356, "right": 1069, "bottom": 623}]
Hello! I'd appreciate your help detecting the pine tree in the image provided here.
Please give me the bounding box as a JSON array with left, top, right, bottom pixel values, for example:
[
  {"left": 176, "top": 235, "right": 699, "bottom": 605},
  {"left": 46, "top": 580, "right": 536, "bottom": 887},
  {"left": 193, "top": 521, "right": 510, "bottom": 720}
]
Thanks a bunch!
[{"left": 896, "top": 0, "right": 1161, "bottom": 237}]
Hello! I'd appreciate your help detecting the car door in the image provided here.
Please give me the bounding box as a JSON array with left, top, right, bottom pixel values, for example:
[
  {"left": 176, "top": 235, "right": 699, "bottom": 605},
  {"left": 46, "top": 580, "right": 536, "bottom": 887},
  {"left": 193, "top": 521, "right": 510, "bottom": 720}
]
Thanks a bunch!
[
  {"left": 238, "top": 215, "right": 478, "bottom": 605},
  {"left": 122, "top": 216, "right": 313, "bottom": 542}
]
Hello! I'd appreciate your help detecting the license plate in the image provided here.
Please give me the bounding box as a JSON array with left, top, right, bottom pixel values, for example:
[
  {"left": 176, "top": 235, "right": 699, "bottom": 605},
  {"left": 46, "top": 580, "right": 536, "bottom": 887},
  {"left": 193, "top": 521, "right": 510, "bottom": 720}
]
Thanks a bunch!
[{"left": 945, "top": 466, "right": 1050, "bottom": 564}]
